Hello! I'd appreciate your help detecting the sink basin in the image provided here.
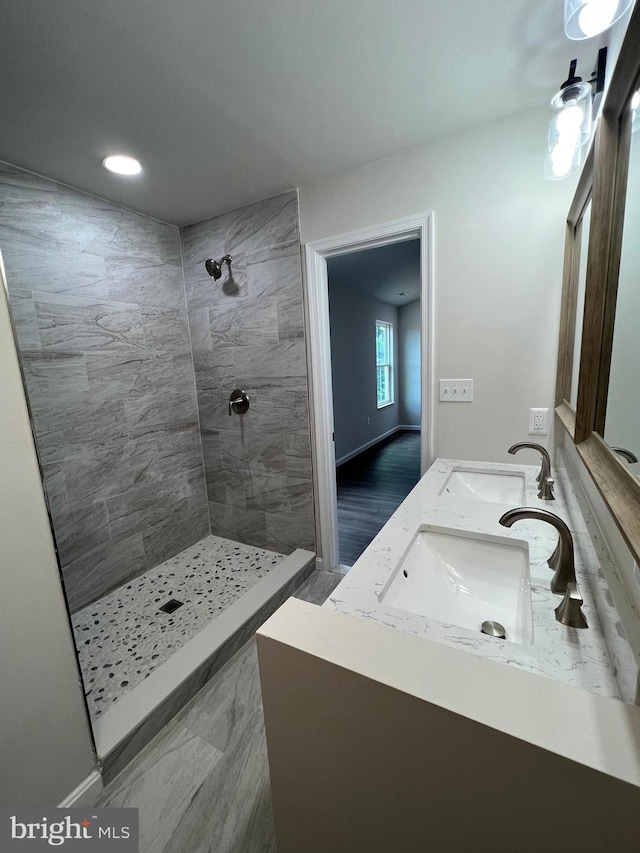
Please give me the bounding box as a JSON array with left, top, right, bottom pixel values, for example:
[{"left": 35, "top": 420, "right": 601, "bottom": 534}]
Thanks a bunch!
[
  {"left": 378, "top": 525, "right": 532, "bottom": 644},
  {"left": 439, "top": 467, "right": 525, "bottom": 504}
]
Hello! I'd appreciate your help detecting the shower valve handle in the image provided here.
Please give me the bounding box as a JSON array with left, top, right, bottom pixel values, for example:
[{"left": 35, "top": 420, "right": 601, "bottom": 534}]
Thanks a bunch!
[{"left": 229, "top": 389, "right": 250, "bottom": 416}]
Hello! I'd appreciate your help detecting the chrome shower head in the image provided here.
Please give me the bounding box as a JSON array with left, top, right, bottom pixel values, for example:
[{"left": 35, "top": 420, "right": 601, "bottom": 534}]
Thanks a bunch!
[{"left": 205, "top": 255, "right": 232, "bottom": 280}]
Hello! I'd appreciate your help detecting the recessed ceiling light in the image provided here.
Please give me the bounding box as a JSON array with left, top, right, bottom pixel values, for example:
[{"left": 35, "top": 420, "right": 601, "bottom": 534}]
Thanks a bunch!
[{"left": 102, "top": 155, "right": 142, "bottom": 176}]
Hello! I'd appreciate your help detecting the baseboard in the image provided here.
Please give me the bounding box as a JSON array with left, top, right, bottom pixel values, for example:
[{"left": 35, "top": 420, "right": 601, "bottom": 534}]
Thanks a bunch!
[
  {"left": 57, "top": 770, "right": 103, "bottom": 808},
  {"left": 336, "top": 427, "right": 401, "bottom": 467},
  {"left": 398, "top": 424, "right": 420, "bottom": 431}
]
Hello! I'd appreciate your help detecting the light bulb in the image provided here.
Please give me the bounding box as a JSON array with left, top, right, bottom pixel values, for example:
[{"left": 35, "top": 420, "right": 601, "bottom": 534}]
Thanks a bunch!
[
  {"left": 632, "top": 91, "right": 640, "bottom": 111},
  {"left": 555, "top": 103, "right": 585, "bottom": 144},
  {"left": 551, "top": 142, "right": 576, "bottom": 178},
  {"left": 102, "top": 155, "right": 142, "bottom": 175},
  {"left": 577, "top": 0, "right": 618, "bottom": 37}
]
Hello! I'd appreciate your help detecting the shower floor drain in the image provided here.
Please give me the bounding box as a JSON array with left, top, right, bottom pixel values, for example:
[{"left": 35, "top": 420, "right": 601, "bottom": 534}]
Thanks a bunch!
[{"left": 159, "top": 599, "right": 184, "bottom": 614}]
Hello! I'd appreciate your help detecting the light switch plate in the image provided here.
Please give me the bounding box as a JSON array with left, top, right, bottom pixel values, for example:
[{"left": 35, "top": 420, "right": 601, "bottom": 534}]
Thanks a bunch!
[{"left": 439, "top": 379, "right": 473, "bottom": 402}]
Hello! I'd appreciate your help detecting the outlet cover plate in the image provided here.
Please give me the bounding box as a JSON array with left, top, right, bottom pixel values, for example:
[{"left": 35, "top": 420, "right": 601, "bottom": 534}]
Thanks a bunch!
[
  {"left": 529, "top": 407, "right": 550, "bottom": 435},
  {"left": 439, "top": 379, "right": 473, "bottom": 402}
]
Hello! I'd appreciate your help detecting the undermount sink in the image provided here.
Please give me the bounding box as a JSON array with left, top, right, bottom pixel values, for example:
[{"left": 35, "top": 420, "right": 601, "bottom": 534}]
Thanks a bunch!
[
  {"left": 378, "top": 525, "right": 533, "bottom": 645},
  {"left": 439, "top": 467, "right": 525, "bottom": 504}
]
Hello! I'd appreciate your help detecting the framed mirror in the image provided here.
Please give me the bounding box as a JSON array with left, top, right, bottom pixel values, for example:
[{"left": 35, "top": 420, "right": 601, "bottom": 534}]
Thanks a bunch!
[
  {"left": 555, "top": 146, "right": 594, "bottom": 438},
  {"left": 556, "top": 3, "right": 640, "bottom": 564},
  {"left": 602, "top": 104, "right": 640, "bottom": 477}
]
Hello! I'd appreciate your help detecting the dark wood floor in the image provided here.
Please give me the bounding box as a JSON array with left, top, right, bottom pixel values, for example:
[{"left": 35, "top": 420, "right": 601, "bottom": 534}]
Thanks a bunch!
[{"left": 336, "top": 430, "right": 421, "bottom": 566}]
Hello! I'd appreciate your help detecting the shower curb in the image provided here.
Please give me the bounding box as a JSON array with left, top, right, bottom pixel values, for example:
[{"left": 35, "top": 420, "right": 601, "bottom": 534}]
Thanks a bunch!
[{"left": 95, "top": 548, "right": 315, "bottom": 784}]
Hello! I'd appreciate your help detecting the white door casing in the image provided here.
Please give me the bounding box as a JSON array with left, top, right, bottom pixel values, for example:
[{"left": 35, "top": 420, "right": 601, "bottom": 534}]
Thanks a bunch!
[{"left": 303, "top": 213, "right": 435, "bottom": 571}]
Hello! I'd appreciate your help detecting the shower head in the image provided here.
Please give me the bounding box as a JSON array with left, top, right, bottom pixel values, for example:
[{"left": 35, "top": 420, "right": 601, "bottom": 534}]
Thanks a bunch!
[{"left": 205, "top": 255, "right": 232, "bottom": 280}]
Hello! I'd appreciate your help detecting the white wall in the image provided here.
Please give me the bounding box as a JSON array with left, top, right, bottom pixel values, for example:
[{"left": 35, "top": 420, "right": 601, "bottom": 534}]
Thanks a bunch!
[
  {"left": 328, "top": 274, "right": 399, "bottom": 462},
  {"left": 0, "top": 275, "right": 95, "bottom": 806},
  {"left": 300, "top": 105, "right": 579, "bottom": 463},
  {"left": 398, "top": 298, "right": 421, "bottom": 425}
]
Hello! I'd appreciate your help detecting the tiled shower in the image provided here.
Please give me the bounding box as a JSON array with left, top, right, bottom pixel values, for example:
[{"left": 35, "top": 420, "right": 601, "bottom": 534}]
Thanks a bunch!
[{"left": 0, "top": 160, "right": 315, "bottom": 722}]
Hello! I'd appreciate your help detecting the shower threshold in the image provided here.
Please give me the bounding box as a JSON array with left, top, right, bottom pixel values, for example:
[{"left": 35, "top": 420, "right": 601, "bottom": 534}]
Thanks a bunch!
[{"left": 73, "top": 535, "right": 315, "bottom": 782}]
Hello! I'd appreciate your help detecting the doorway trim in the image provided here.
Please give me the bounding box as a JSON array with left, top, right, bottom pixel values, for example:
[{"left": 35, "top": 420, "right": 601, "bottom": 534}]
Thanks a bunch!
[{"left": 304, "top": 213, "right": 435, "bottom": 572}]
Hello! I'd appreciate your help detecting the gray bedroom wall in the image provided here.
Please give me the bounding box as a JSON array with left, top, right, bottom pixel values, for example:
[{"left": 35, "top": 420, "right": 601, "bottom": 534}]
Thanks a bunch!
[
  {"left": 179, "top": 191, "right": 315, "bottom": 554},
  {"left": 328, "top": 277, "right": 400, "bottom": 463},
  {"left": 398, "top": 298, "right": 421, "bottom": 426},
  {"left": 0, "top": 161, "right": 209, "bottom": 613}
]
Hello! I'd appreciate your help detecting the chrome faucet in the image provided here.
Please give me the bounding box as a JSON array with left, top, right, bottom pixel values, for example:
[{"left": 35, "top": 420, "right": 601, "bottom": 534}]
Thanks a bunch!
[
  {"left": 612, "top": 446, "right": 638, "bottom": 464},
  {"left": 508, "top": 442, "right": 555, "bottom": 501},
  {"left": 499, "top": 507, "right": 588, "bottom": 629}
]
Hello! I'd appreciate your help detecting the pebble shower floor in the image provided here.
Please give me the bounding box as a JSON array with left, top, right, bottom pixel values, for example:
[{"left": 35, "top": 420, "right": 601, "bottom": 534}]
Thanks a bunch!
[{"left": 71, "top": 535, "right": 284, "bottom": 719}]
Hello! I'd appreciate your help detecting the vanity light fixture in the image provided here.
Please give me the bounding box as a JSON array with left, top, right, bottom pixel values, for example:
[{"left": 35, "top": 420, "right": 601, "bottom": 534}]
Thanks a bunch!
[
  {"left": 545, "top": 49, "right": 607, "bottom": 181},
  {"left": 102, "top": 154, "right": 142, "bottom": 175},
  {"left": 564, "top": 0, "right": 634, "bottom": 39}
]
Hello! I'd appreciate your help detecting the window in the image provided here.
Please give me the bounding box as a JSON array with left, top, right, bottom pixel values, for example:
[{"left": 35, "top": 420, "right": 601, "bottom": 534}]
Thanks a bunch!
[{"left": 376, "top": 320, "right": 394, "bottom": 408}]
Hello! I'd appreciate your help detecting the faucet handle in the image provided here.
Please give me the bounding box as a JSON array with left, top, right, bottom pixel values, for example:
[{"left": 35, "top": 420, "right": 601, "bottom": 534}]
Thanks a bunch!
[
  {"left": 554, "top": 581, "right": 588, "bottom": 629},
  {"left": 537, "top": 477, "right": 555, "bottom": 501}
]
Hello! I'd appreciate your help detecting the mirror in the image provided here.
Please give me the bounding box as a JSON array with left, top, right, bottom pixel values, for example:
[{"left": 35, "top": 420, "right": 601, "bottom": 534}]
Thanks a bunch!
[
  {"left": 604, "top": 99, "right": 640, "bottom": 476},
  {"left": 555, "top": 2, "right": 640, "bottom": 569},
  {"left": 570, "top": 200, "right": 592, "bottom": 410}
]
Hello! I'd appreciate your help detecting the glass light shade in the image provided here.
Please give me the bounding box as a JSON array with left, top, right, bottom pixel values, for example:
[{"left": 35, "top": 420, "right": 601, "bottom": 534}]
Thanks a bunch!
[
  {"left": 545, "top": 137, "right": 583, "bottom": 181},
  {"left": 564, "top": 0, "right": 634, "bottom": 39},
  {"left": 548, "top": 82, "right": 593, "bottom": 151}
]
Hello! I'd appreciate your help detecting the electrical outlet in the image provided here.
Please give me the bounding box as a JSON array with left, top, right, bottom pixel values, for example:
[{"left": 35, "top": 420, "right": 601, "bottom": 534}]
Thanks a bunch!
[
  {"left": 529, "top": 407, "right": 550, "bottom": 435},
  {"left": 367, "top": 416, "right": 371, "bottom": 425},
  {"left": 439, "top": 379, "right": 473, "bottom": 402}
]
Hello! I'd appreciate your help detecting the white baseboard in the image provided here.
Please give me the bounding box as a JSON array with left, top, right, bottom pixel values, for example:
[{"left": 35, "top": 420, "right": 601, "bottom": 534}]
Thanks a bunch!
[
  {"left": 58, "top": 770, "right": 103, "bottom": 808},
  {"left": 336, "top": 427, "right": 399, "bottom": 467},
  {"left": 398, "top": 424, "right": 420, "bottom": 431},
  {"left": 335, "top": 425, "right": 421, "bottom": 467}
]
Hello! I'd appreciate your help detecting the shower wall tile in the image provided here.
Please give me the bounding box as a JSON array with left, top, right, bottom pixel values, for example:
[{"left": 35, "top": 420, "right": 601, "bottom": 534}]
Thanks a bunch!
[
  {"left": 0, "top": 160, "right": 209, "bottom": 611},
  {"left": 181, "top": 191, "right": 315, "bottom": 555}
]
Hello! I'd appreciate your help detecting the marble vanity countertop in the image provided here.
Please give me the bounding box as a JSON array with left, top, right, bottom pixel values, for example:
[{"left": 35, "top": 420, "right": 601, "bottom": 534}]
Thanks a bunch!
[{"left": 325, "top": 458, "right": 624, "bottom": 700}]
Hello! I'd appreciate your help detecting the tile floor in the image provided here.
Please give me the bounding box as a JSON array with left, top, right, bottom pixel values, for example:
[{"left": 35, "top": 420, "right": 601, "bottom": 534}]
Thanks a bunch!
[
  {"left": 98, "top": 569, "right": 343, "bottom": 852},
  {"left": 72, "top": 535, "right": 284, "bottom": 718}
]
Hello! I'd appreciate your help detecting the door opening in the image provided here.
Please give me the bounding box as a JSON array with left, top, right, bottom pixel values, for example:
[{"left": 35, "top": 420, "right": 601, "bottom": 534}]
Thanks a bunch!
[{"left": 304, "top": 214, "right": 435, "bottom": 572}]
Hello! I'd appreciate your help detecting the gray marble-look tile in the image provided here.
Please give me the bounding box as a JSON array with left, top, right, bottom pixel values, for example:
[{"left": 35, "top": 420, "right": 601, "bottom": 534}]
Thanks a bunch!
[
  {"left": 97, "top": 723, "right": 224, "bottom": 853},
  {"left": 222, "top": 191, "right": 298, "bottom": 257},
  {"left": 247, "top": 251, "right": 303, "bottom": 303},
  {"left": 124, "top": 391, "right": 199, "bottom": 439},
  {"left": 41, "top": 461, "right": 69, "bottom": 516},
  {"left": 63, "top": 533, "right": 147, "bottom": 613},
  {"left": 209, "top": 500, "right": 268, "bottom": 549},
  {"left": 31, "top": 398, "right": 128, "bottom": 464},
  {"left": 246, "top": 476, "right": 313, "bottom": 514},
  {"left": 59, "top": 439, "right": 161, "bottom": 506},
  {"left": 50, "top": 500, "right": 112, "bottom": 565},
  {"left": 193, "top": 349, "right": 235, "bottom": 392},
  {"left": 284, "top": 433, "right": 313, "bottom": 479},
  {"left": 140, "top": 306, "right": 191, "bottom": 355},
  {"left": 34, "top": 291, "right": 145, "bottom": 351},
  {"left": 206, "top": 465, "right": 251, "bottom": 509},
  {"left": 266, "top": 504, "right": 316, "bottom": 553},
  {"left": 276, "top": 290, "right": 305, "bottom": 341},
  {"left": 142, "top": 497, "right": 209, "bottom": 567},
  {"left": 294, "top": 569, "right": 344, "bottom": 605},
  {"left": 6, "top": 289, "right": 42, "bottom": 349},
  {"left": 209, "top": 295, "right": 279, "bottom": 348},
  {"left": 233, "top": 339, "right": 307, "bottom": 385},
  {"left": 21, "top": 350, "right": 90, "bottom": 411},
  {"left": 107, "top": 485, "right": 171, "bottom": 539},
  {"left": 105, "top": 253, "right": 185, "bottom": 310},
  {"left": 187, "top": 307, "right": 213, "bottom": 353},
  {"left": 221, "top": 431, "right": 286, "bottom": 480}
]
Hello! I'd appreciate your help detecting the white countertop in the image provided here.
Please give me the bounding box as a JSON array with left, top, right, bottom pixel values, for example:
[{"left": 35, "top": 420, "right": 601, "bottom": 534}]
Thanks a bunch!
[{"left": 325, "top": 457, "right": 624, "bottom": 700}]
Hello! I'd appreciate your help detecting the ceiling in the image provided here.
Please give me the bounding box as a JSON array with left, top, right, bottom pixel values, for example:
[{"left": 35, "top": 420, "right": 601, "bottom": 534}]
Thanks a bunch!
[
  {"left": 0, "top": 0, "right": 597, "bottom": 226},
  {"left": 327, "top": 240, "right": 421, "bottom": 307}
]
